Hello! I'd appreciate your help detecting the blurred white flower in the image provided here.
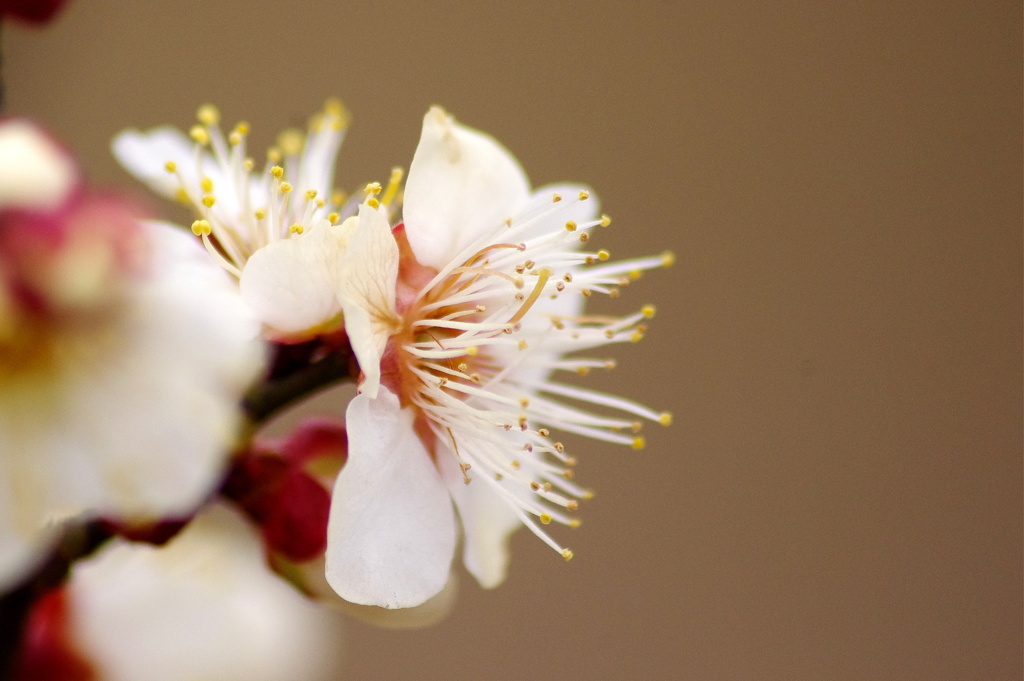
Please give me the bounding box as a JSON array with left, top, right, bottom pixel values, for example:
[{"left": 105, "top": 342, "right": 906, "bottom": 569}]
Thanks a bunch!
[
  {"left": 113, "top": 101, "right": 358, "bottom": 340},
  {"left": 0, "top": 120, "right": 264, "bottom": 591},
  {"left": 15, "top": 504, "right": 345, "bottom": 681},
  {"left": 325, "top": 108, "right": 673, "bottom": 609}
]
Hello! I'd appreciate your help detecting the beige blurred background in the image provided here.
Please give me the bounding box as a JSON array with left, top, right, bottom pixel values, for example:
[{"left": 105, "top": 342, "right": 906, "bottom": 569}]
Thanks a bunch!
[{"left": 6, "top": 1, "right": 1021, "bottom": 679}]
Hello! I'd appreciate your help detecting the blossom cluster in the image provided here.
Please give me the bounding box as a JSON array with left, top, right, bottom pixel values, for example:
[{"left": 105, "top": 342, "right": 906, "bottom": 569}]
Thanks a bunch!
[{"left": 2, "top": 94, "right": 671, "bottom": 675}]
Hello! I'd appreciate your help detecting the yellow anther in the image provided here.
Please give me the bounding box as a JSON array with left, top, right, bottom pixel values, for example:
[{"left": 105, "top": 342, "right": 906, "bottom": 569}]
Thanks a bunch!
[
  {"left": 196, "top": 104, "right": 220, "bottom": 126},
  {"left": 632, "top": 436, "right": 646, "bottom": 450},
  {"left": 661, "top": 250, "right": 676, "bottom": 267},
  {"left": 659, "top": 412, "right": 673, "bottom": 426},
  {"left": 316, "top": 199, "right": 325, "bottom": 208},
  {"left": 465, "top": 346, "right": 479, "bottom": 357},
  {"left": 324, "top": 97, "right": 345, "bottom": 116},
  {"left": 581, "top": 288, "right": 592, "bottom": 297},
  {"left": 305, "top": 189, "right": 318, "bottom": 201},
  {"left": 579, "top": 190, "right": 590, "bottom": 200},
  {"left": 331, "top": 190, "right": 346, "bottom": 206},
  {"left": 561, "top": 549, "right": 574, "bottom": 561},
  {"left": 642, "top": 304, "right": 657, "bottom": 318},
  {"left": 568, "top": 518, "right": 582, "bottom": 529},
  {"left": 457, "top": 363, "right": 468, "bottom": 373},
  {"left": 609, "top": 288, "right": 621, "bottom": 298},
  {"left": 189, "top": 125, "right": 210, "bottom": 145},
  {"left": 200, "top": 177, "right": 214, "bottom": 194},
  {"left": 576, "top": 367, "right": 590, "bottom": 376},
  {"left": 243, "top": 158, "right": 254, "bottom": 171},
  {"left": 597, "top": 249, "right": 611, "bottom": 261},
  {"left": 552, "top": 193, "right": 562, "bottom": 203},
  {"left": 630, "top": 331, "right": 645, "bottom": 343},
  {"left": 604, "top": 360, "right": 617, "bottom": 370},
  {"left": 174, "top": 187, "right": 190, "bottom": 204},
  {"left": 565, "top": 220, "right": 577, "bottom": 232},
  {"left": 566, "top": 500, "right": 579, "bottom": 511},
  {"left": 539, "top": 514, "right": 553, "bottom": 525},
  {"left": 190, "top": 220, "right": 212, "bottom": 236},
  {"left": 267, "top": 147, "right": 282, "bottom": 164},
  {"left": 201, "top": 196, "right": 216, "bottom": 208},
  {"left": 563, "top": 469, "right": 575, "bottom": 480},
  {"left": 553, "top": 442, "right": 564, "bottom": 453},
  {"left": 513, "top": 276, "right": 525, "bottom": 289},
  {"left": 518, "top": 339, "right": 528, "bottom": 350},
  {"left": 277, "top": 129, "right": 304, "bottom": 156},
  {"left": 579, "top": 232, "right": 590, "bottom": 243},
  {"left": 327, "top": 212, "right": 339, "bottom": 223},
  {"left": 254, "top": 209, "right": 267, "bottom": 220},
  {"left": 629, "top": 269, "right": 643, "bottom": 280},
  {"left": 530, "top": 481, "right": 540, "bottom": 491},
  {"left": 504, "top": 217, "right": 513, "bottom": 227},
  {"left": 519, "top": 397, "right": 530, "bottom": 408},
  {"left": 289, "top": 224, "right": 304, "bottom": 235},
  {"left": 323, "top": 97, "right": 350, "bottom": 127},
  {"left": 538, "top": 428, "right": 550, "bottom": 437},
  {"left": 600, "top": 214, "right": 612, "bottom": 227},
  {"left": 270, "top": 165, "right": 284, "bottom": 179},
  {"left": 234, "top": 121, "right": 250, "bottom": 136},
  {"left": 164, "top": 161, "right": 177, "bottom": 173},
  {"left": 470, "top": 373, "right": 481, "bottom": 383},
  {"left": 280, "top": 182, "right": 293, "bottom": 194},
  {"left": 364, "top": 182, "right": 382, "bottom": 196},
  {"left": 228, "top": 131, "right": 243, "bottom": 146},
  {"left": 367, "top": 198, "right": 380, "bottom": 209}
]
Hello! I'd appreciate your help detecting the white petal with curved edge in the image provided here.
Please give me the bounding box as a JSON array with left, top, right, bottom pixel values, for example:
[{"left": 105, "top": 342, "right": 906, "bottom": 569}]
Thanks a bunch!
[
  {"left": 336, "top": 204, "right": 400, "bottom": 398},
  {"left": 403, "top": 107, "right": 530, "bottom": 269},
  {"left": 239, "top": 221, "right": 351, "bottom": 335},
  {"left": 326, "top": 387, "right": 456, "bottom": 608}
]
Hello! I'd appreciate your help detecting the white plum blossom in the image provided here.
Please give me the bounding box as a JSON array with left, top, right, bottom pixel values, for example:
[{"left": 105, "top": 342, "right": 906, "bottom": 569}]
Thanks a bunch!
[
  {"left": 62, "top": 504, "right": 346, "bottom": 681},
  {"left": 0, "top": 120, "right": 264, "bottom": 591},
  {"left": 113, "top": 101, "right": 360, "bottom": 340},
  {"left": 325, "top": 107, "right": 673, "bottom": 608}
]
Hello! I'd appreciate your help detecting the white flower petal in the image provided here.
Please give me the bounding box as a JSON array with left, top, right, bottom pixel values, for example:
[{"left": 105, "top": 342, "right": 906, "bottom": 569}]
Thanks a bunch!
[
  {"left": 325, "top": 387, "right": 456, "bottom": 608},
  {"left": 112, "top": 128, "right": 204, "bottom": 200},
  {"left": 69, "top": 504, "right": 346, "bottom": 681},
  {"left": 0, "top": 120, "right": 77, "bottom": 210},
  {"left": 403, "top": 107, "right": 530, "bottom": 269},
  {"left": 336, "top": 204, "right": 401, "bottom": 398},
  {"left": 239, "top": 221, "right": 351, "bottom": 336},
  {"left": 0, "top": 220, "right": 264, "bottom": 590}
]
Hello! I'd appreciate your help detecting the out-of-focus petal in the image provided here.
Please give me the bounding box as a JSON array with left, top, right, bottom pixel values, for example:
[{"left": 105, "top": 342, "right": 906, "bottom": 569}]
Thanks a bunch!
[
  {"left": 0, "top": 120, "right": 77, "bottom": 210},
  {"left": 66, "top": 505, "right": 346, "bottom": 681}
]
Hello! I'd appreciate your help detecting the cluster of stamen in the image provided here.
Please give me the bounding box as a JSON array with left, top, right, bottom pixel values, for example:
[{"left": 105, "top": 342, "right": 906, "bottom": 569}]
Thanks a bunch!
[
  {"left": 165, "top": 101, "right": 352, "bottom": 277},
  {"left": 397, "top": 189, "right": 674, "bottom": 561}
]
